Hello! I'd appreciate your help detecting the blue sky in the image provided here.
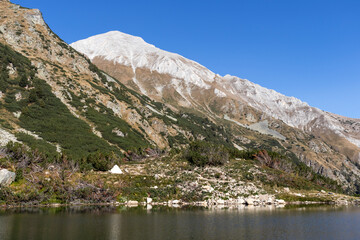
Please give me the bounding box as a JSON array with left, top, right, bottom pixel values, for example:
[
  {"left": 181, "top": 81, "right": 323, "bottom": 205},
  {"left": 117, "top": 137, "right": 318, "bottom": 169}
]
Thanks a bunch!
[{"left": 13, "top": 0, "right": 360, "bottom": 118}]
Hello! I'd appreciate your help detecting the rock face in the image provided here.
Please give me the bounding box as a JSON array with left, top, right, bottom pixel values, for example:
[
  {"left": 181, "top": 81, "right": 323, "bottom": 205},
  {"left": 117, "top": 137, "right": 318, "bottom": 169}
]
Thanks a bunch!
[
  {"left": 0, "top": 169, "right": 15, "bottom": 186},
  {"left": 71, "top": 30, "right": 360, "bottom": 192}
]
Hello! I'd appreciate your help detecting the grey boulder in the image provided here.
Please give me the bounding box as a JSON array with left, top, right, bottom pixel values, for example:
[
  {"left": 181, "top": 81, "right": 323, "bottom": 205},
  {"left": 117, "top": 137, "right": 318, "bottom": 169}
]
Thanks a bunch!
[{"left": 0, "top": 169, "right": 16, "bottom": 186}]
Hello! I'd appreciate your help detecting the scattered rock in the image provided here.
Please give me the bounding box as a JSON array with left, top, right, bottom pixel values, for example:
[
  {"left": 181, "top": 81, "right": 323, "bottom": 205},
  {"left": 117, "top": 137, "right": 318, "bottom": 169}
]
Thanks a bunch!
[
  {"left": 235, "top": 198, "right": 246, "bottom": 204},
  {"left": 13, "top": 111, "right": 21, "bottom": 119},
  {"left": 0, "top": 169, "right": 16, "bottom": 186},
  {"left": 15, "top": 92, "right": 22, "bottom": 101},
  {"left": 112, "top": 128, "right": 125, "bottom": 137},
  {"left": 172, "top": 200, "right": 181, "bottom": 204},
  {"left": 202, "top": 185, "right": 214, "bottom": 193},
  {"left": 127, "top": 200, "right": 139, "bottom": 206},
  {"left": 245, "top": 198, "right": 255, "bottom": 205}
]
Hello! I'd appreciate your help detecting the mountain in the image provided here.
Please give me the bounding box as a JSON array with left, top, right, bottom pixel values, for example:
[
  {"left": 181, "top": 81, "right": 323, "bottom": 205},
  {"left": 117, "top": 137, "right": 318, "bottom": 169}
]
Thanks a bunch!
[
  {"left": 0, "top": 1, "right": 237, "bottom": 162},
  {"left": 0, "top": 0, "right": 359, "bottom": 198},
  {"left": 71, "top": 31, "right": 360, "bottom": 192}
]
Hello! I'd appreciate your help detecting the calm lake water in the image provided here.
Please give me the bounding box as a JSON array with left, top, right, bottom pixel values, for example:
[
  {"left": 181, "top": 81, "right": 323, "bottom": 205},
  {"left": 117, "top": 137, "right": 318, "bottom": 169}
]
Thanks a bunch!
[{"left": 0, "top": 205, "right": 359, "bottom": 240}]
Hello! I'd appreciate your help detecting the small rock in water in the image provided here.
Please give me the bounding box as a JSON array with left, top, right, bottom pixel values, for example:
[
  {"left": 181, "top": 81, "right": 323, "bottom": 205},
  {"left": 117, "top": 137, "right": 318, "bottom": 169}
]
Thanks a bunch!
[
  {"left": 276, "top": 199, "right": 286, "bottom": 205},
  {"left": 172, "top": 200, "right": 181, "bottom": 204},
  {"left": 127, "top": 201, "right": 139, "bottom": 206},
  {"left": 245, "top": 198, "right": 255, "bottom": 205}
]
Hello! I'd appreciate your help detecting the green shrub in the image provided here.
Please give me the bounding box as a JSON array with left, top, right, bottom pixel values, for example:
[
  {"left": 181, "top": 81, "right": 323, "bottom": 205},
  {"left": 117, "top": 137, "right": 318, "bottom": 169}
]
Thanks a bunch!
[
  {"left": 15, "top": 169, "right": 23, "bottom": 182},
  {"left": 185, "top": 141, "right": 229, "bottom": 167},
  {"left": 83, "top": 151, "right": 116, "bottom": 171}
]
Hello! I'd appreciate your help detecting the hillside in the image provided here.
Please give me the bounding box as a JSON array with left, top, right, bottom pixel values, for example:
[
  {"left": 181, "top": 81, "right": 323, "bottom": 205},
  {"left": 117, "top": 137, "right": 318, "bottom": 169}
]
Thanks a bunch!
[
  {"left": 71, "top": 31, "right": 360, "bottom": 192},
  {"left": 0, "top": 1, "right": 240, "bottom": 161},
  {"left": 0, "top": 0, "right": 358, "bottom": 206}
]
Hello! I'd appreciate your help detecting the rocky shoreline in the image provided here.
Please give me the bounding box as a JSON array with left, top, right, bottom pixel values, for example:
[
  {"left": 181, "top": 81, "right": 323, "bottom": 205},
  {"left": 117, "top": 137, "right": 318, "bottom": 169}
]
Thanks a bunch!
[{"left": 2, "top": 195, "right": 359, "bottom": 210}]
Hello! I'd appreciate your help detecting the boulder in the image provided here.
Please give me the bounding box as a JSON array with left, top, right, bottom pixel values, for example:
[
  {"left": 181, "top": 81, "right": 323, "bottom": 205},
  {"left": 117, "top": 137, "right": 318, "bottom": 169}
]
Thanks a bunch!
[
  {"left": 266, "top": 198, "right": 274, "bottom": 205},
  {"left": 245, "top": 198, "right": 255, "bottom": 205},
  {"left": 236, "top": 198, "right": 246, "bottom": 205},
  {"left": 202, "top": 185, "right": 214, "bottom": 193},
  {"left": 109, "top": 165, "right": 123, "bottom": 174},
  {"left": 0, "top": 169, "right": 15, "bottom": 186},
  {"left": 172, "top": 200, "right": 181, "bottom": 204},
  {"left": 127, "top": 200, "right": 139, "bottom": 206}
]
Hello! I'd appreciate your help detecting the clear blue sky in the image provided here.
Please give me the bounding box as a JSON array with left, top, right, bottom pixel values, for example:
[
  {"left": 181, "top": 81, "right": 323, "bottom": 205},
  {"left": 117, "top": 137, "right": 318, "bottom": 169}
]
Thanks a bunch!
[{"left": 12, "top": 0, "right": 360, "bottom": 118}]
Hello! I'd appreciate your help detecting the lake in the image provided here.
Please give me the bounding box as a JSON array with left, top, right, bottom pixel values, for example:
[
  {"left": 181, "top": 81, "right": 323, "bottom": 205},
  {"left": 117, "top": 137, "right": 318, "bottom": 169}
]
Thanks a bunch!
[{"left": 0, "top": 205, "right": 359, "bottom": 240}]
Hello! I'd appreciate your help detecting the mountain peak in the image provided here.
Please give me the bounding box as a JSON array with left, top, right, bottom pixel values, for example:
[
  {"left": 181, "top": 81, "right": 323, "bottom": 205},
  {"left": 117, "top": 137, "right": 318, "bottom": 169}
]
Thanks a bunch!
[
  {"left": 100, "top": 31, "right": 148, "bottom": 45},
  {"left": 71, "top": 31, "right": 216, "bottom": 88}
]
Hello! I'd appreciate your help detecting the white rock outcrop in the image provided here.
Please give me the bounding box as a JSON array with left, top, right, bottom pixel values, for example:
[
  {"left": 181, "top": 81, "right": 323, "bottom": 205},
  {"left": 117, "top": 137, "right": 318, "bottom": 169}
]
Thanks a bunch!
[
  {"left": 0, "top": 169, "right": 15, "bottom": 186},
  {"left": 0, "top": 128, "right": 18, "bottom": 146}
]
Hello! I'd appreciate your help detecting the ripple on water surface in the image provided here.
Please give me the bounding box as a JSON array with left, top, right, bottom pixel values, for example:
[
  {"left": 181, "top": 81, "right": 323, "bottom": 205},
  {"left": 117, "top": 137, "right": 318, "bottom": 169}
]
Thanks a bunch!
[{"left": 0, "top": 205, "right": 359, "bottom": 240}]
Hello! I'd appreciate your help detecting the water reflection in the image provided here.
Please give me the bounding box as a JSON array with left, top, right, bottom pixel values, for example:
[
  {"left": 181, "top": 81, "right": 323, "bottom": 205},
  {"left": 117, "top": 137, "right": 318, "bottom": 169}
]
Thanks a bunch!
[{"left": 0, "top": 205, "right": 359, "bottom": 240}]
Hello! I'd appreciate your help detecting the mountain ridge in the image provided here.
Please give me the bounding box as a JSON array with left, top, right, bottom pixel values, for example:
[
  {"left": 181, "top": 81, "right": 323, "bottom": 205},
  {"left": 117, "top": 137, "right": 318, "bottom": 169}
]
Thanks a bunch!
[
  {"left": 71, "top": 30, "right": 360, "bottom": 192},
  {"left": 71, "top": 31, "right": 360, "bottom": 145},
  {"left": 0, "top": 0, "right": 359, "bottom": 195}
]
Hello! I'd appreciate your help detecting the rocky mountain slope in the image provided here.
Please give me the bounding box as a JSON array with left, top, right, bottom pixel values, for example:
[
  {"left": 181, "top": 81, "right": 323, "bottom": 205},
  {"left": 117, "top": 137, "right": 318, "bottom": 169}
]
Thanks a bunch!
[
  {"left": 0, "top": 1, "right": 235, "bottom": 161},
  {"left": 0, "top": 0, "right": 359, "bottom": 196},
  {"left": 71, "top": 31, "right": 360, "bottom": 192}
]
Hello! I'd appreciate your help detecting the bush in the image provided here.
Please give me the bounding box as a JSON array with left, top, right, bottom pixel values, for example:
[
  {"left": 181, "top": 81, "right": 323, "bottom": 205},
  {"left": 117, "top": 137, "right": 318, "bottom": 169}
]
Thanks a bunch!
[
  {"left": 15, "top": 169, "right": 23, "bottom": 182},
  {"left": 185, "top": 141, "right": 229, "bottom": 167},
  {"left": 84, "top": 151, "right": 116, "bottom": 171}
]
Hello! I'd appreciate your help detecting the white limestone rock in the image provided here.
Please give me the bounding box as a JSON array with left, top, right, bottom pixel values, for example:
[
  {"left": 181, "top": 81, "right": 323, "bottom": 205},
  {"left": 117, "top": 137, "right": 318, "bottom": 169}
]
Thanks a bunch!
[{"left": 0, "top": 169, "right": 15, "bottom": 186}]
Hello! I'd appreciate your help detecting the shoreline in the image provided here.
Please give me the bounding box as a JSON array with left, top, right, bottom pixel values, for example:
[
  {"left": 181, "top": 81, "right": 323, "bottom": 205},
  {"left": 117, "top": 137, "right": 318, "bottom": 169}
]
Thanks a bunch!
[{"left": 1, "top": 199, "right": 359, "bottom": 210}]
